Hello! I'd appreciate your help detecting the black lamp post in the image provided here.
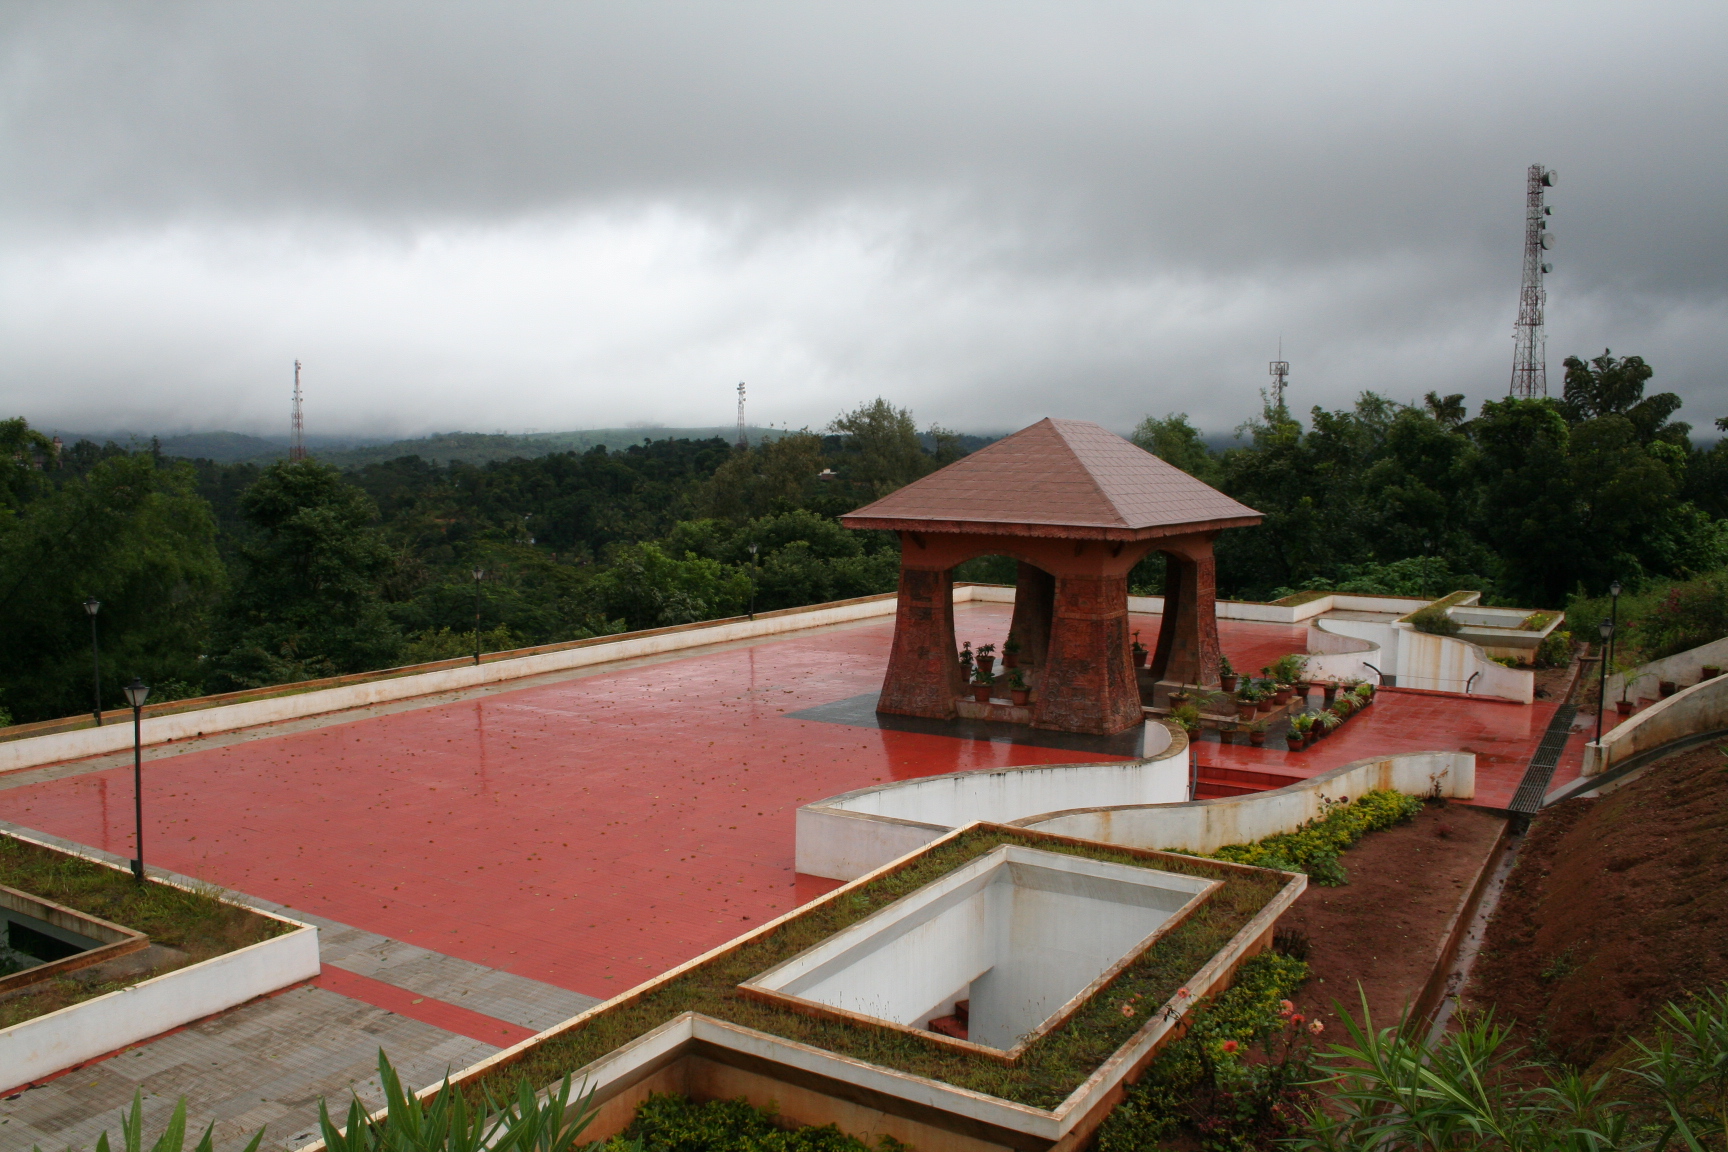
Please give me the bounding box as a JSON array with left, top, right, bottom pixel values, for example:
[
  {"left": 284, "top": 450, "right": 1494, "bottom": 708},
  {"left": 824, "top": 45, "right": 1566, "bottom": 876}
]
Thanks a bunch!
[
  {"left": 1608, "top": 579, "right": 1622, "bottom": 685},
  {"left": 122, "top": 678, "right": 151, "bottom": 882},
  {"left": 747, "top": 543, "right": 759, "bottom": 621},
  {"left": 1595, "top": 619, "right": 1613, "bottom": 745},
  {"left": 84, "top": 598, "right": 102, "bottom": 726},
  {"left": 472, "top": 567, "right": 485, "bottom": 666}
]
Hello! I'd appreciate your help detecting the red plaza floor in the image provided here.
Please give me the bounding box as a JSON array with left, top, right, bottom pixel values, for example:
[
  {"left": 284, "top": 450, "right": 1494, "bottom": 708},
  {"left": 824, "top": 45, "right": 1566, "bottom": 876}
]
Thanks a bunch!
[{"left": 0, "top": 603, "right": 1576, "bottom": 999}]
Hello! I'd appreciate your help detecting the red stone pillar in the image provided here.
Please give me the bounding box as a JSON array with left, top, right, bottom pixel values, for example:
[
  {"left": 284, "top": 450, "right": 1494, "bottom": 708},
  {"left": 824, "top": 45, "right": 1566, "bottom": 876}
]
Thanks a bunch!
[
  {"left": 1008, "top": 561, "right": 1055, "bottom": 670},
  {"left": 1031, "top": 572, "right": 1142, "bottom": 735},
  {"left": 1148, "top": 535, "right": 1222, "bottom": 688},
  {"left": 876, "top": 564, "right": 963, "bottom": 719}
]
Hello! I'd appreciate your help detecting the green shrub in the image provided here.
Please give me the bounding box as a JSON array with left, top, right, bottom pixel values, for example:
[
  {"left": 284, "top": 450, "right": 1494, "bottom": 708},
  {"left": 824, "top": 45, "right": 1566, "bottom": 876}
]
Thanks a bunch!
[
  {"left": 1198, "top": 790, "right": 1424, "bottom": 886},
  {"left": 601, "top": 1093, "right": 907, "bottom": 1152},
  {"left": 1409, "top": 606, "right": 1461, "bottom": 636},
  {"left": 1636, "top": 572, "right": 1728, "bottom": 658},
  {"left": 1096, "top": 952, "right": 1313, "bottom": 1152},
  {"left": 1534, "top": 629, "right": 1572, "bottom": 668}
]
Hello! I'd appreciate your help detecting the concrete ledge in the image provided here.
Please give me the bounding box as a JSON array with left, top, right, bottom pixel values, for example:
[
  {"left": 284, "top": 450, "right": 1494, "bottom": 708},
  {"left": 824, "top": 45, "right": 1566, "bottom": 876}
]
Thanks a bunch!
[
  {"left": 1582, "top": 672, "right": 1728, "bottom": 776},
  {"left": 1014, "top": 751, "right": 1474, "bottom": 856},
  {"left": 797, "top": 723, "right": 1190, "bottom": 881},
  {"left": 0, "top": 834, "right": 319, "bottom": 1093}
]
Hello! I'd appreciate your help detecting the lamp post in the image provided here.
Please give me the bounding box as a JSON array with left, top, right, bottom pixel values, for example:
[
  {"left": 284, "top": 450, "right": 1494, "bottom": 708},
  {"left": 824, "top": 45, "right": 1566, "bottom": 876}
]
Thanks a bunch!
[
  {"left": 122, "top": 678, "right": 151, "bottom": 882},
  {"left": 1595, "top": 619, "right": 1613, "bottom": 745},
  {"left": 747, "top": 543, "right": 759, "bottom": 621},
  {"left": 471, "top": 568, "right": 485, "bottom": 666},
  {"left": 84, "top": 598, "right": 102, "bottom": 725},
  {"left": 1608, "top": 580, "right": 1622, "bottom": 686}
]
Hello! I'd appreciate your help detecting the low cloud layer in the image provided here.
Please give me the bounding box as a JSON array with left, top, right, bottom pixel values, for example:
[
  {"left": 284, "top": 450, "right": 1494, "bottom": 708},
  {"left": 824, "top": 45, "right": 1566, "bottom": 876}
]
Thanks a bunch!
[{"left": 4, "top": 2, "right": 1724, "bottom": 438}]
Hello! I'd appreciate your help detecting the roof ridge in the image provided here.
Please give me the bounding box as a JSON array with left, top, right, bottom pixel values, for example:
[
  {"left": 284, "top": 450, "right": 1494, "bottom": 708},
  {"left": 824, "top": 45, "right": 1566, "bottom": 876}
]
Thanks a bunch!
[{"left": 1042, "top": 419, "right": 1129, "bottom": 528}]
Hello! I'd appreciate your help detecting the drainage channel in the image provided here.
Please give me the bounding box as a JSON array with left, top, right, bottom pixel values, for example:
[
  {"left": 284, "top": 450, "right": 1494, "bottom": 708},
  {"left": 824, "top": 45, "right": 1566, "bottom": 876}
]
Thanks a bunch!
[{"left": 1423, "top": 823, "right": 1524, "bottom": 1047}]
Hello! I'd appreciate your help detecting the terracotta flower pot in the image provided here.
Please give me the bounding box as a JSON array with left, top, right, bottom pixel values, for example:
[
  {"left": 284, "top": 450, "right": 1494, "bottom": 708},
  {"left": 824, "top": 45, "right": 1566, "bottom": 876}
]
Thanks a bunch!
[
  {"left": 1133, "top": 650, "right": 1148, "bottom": 668},
  {"left": 971, "top": 684, "right": 991, "bottom": 703},
  {"left": 1273, "top": 689, "right": 1292, "bottom": 706},
  {"left": 1248, "top": 731, "right": 1266, "bottom": 747},
  {"left": 1659, "top": 680, "right": 1677, "bottom": 697},
  {"left": 1615, "top": 699, "right": 1634, "bottom": 715},
  {"left": 1011, "top": 688, "right": 1030, "bottom": 706},
  {"left": 977, "top": 656, "right": 995, "bottom": 677},
  {"left": 1322, "top": 685, "right": 1338, "bottom": 706},
  {"left": 1703, "top": 665, "right": 1722, "bottom": 680},
  {"left": 1003, "top": 652, "right": 1019, "bottom": 670},
  {"left": 1238, "top": 704, "right": 1257, "bottom": 722},
  {"left": 1221, "top": 675, "right": 1239, "bottom": 692}
]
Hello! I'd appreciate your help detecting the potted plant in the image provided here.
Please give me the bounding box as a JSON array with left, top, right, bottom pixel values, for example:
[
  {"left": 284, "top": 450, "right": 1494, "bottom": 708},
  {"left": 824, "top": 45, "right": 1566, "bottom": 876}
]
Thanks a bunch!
[
  {"left": 971, "top": 669, "right": 995, "bottom": 703},
  {"left": 1219, "top": 655, "right": 1238, "bottom": 693},
  {"left": 1272, "top": 682, "right": 1293, "bottom": 706},
  {"left": 1008, "top": 667, "right": 1030, "bottom": 706},
  {"left": 1168, "top": 687, "right": 1192, "bottom": 707},
  {"left": 1704, "top": 665, "right": 1722, "bottom": 680},
  {"left": 1321, "top": 680, "right": 1339, "bottom": 707},
  {"left": 1235, "top": 685, "right": 1260, "bottom": 721},
  {"left": 1272, "top": 654, "right": 1310, "bottom": 693},
  {"left": 1659, "top": 679, "right": 1677, "bottom": 697},
  {"left": 1002, "top": 636, "right": 1021, "bottom": 670},
  {"left": 1131, "top": 631, "right": 1148, "bottom": 668},
  {"left": 958, "top": 641, "right": 974, "bottom": 680},
  {"left": 976, "top": 643, "right": 996, "bottom": 677},
  {"left": 1169, "top": 701, "right": 1202, "bottom": 734},
  {"left": 1245, "top": 717, "right": 1269, "bottom": 747},
  {"left": 1290, "top": 712, "right": 1315, "bottom": 749},
  {"left": 1317, "top": 707, "right": 1343, "bottom": 737}
]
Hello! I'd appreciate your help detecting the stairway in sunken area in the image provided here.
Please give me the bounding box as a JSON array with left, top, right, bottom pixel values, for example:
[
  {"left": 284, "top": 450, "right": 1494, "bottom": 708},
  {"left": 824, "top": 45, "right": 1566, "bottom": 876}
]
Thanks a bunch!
[{"left": 1194, "top": 765, "right": 1305, "bottom": 799}]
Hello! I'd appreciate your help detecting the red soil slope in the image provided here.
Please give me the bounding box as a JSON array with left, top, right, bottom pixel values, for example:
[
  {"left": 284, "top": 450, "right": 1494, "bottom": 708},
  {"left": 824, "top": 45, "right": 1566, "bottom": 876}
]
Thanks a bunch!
[{"left": 1464, "top": 738, "right": 1728, "bottom": 1067}]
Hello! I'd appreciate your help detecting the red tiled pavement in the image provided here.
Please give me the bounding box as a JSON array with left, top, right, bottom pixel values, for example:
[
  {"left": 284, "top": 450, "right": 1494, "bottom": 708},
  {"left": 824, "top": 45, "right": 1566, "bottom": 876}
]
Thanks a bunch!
[
  {"left": 0, "top": 602, "right": 1558, "bottom": 1000},
  {"left": 313, "top": 966, "right": 536, "bottom": 1046}
]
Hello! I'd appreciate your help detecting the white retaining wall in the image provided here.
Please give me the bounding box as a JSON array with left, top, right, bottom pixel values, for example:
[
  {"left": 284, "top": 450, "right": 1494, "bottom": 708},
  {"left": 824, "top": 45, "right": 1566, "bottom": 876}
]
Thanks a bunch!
[
  {"left": 1582, "top": 673, "right": 1728, "bottom": 777},
  {"left": 1606, "top": 636, "right": 1728, "bottom": 705},
  {"left": 1304, "top": 624, "right": 1380, "bottom": 683},
  {"left": 1016, "top": 751, "right": 1474, "bottom": 856},
  {"left": 797, "top": 725, "right": 1190, "bottom": 881}
]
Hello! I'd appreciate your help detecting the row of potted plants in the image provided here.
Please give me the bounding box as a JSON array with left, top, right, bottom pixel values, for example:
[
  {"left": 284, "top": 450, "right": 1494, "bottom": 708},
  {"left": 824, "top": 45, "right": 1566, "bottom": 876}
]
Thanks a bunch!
[
  {"left": 966, "top": 665, "right": 1033, "bottom": 706},
  {"left": 1239, "top": 680, "right": 1376, "bottom": 748}
]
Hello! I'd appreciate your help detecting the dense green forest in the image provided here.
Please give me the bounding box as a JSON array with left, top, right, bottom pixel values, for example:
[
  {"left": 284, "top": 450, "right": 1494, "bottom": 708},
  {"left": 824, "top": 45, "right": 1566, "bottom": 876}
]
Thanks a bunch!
[{"left": 3, "top": 353, "right": 1726, "bottom": 726}]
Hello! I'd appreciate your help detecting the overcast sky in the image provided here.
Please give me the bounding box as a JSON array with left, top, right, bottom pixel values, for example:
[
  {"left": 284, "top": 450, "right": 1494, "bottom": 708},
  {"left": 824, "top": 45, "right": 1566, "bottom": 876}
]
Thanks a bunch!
[{"left": 3, "top": 2, "right": 1724, "bottom": 440}]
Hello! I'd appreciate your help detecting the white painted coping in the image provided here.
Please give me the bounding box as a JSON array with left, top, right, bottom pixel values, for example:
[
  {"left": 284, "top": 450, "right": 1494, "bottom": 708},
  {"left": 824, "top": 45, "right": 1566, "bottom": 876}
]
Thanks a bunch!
[
  {"left": 322, "top": 824, "right": 1305, "bottom": 1152},
  {"left": 1582, "top": 672, "right": 1728, "bottom": 776},
  {"left": 1605, "top": 635, "right": 1728, "bottom": 706},
  {"left": 1127, "top": 591, "right": 1434, "bottom": 624},
  {"left": 797, "top": 723, "right": 1190, "bottom": 881},
  {"left": 1305, "top": 623, "right": 1380, "bottom": 683},
  {"left": 1016, "top": 751, "right": 1474, "bottom": 855},
  {"left": 0, "top": 833, "right": 317, "bottom": 1092},
  {"left": 1315, "top": 610, "right": 1532, "bottom": 703}
]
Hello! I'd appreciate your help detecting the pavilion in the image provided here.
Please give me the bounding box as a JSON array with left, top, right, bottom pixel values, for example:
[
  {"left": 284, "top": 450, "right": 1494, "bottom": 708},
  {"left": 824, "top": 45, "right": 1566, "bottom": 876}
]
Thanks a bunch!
[{"left": 840, "top": 418, "right": 1262, "bottom": 735}]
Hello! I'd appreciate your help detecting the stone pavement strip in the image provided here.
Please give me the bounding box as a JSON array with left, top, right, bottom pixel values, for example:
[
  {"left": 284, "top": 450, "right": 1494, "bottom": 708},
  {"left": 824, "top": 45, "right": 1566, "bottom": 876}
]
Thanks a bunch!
[{"left": 0, "top": 823, "right": 599, "bottom": 1152}]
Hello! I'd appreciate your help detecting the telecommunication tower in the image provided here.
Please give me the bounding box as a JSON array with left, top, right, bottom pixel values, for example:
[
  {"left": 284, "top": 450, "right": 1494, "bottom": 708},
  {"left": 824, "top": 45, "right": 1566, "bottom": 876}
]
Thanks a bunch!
[
  {"left": 290, "top": 360, "right": 306, "bottom": 461},
  {"left": 1509, "top": 164, "right": 1557, "bottom": 398},
  {"left": 735, "top": 381, "right": 747, "bottom": 449},
  {"left": 1268, "top": 351, "right": 1290, "bottom": 410}
]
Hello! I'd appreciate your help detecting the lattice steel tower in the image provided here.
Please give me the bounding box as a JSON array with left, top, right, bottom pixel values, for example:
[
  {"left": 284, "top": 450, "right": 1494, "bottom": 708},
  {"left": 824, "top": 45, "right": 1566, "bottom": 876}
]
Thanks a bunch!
[
  {"left": 735, "top": 381, "right": 747, "bottom": 449},
  {"left": 290, "top": 360, "right": 306, "bottom": 461},
  {"left": 1509, "top": 164, "right": 1557, "bottom": 398}
]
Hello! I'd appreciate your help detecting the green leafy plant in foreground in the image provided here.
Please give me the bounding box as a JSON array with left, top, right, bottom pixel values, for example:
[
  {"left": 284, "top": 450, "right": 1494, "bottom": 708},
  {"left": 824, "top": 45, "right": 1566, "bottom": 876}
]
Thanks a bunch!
[
  {"left": 596, "top": 1092, "right": 907, "bottom": 1152},
  {"left": 1293, "top": 985, "right": 1728, "bottom": 1152},
  {"left": 1195, "top": 790, "right": 1425, "bottom": 886}
]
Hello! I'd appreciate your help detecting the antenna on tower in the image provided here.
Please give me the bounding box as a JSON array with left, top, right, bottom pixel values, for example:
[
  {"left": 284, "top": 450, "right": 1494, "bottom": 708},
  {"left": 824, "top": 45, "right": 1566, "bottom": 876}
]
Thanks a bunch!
[
  {"left": 1268, "top": 340, "right": 1290, "bottom": 411},
  {"left": 1510, "top": 164, "right": 1557, "bottom": 397},
  {"left": 735, "top": 382, "right": 747, "bottom": 449},
  {"left": 290, "top": 360, "right": 306, "bottom": 461}
]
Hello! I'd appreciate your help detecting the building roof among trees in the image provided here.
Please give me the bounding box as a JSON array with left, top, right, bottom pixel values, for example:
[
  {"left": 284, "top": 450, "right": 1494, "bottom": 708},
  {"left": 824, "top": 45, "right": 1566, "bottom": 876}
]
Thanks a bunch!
[{"left": 841, "top": 418, "right": 1261, "bottom": 540}]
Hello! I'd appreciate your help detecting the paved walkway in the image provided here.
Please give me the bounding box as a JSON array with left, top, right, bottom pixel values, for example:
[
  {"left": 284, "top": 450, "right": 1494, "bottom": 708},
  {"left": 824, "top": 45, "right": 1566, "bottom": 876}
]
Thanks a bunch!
[{"left": 0, "top": 824, "right": 597, "bottom": 1152}]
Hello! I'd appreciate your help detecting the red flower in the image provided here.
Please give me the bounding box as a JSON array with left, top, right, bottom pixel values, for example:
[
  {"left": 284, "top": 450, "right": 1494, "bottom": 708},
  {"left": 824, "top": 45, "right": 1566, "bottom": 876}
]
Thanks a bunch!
[
  {"left": 1221, "top": 1040, "right": 1239, "bottom": 1054},
  {"left": 1291, "top": 1014, "right": 1305, "bottom": 1026}
]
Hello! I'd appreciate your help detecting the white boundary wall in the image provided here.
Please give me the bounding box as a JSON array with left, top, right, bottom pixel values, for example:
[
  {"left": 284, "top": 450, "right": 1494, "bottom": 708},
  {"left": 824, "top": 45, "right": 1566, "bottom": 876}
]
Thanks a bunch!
[
  {"left": 0, "top": 832, "right": 317, "bottom": 1092},
  {"left": 797, "top": 725, "right": 1190, "bottom": 881},
  {"left": 1582, "top": 673, "right": 1728, "bottom": 776},
  {"left": 1017, "top": 752, "right": 1474, "bottom": 855},
  {"left": 1606, "top": 636, "right": 1728, "bottom": 705}
]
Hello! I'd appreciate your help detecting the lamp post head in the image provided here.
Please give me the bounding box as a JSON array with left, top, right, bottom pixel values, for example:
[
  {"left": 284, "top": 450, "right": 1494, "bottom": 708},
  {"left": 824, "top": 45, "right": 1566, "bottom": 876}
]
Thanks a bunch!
[
  {"left": 1610, "top": 581, "right": 1622, "bottom": 597},
  {"left": 122, "top": 678, "right": 151, "bottom": 709},
  {"left": 84, "top": 598, "right": 100, "bottom": 616},
  {"left": 472, "top": 568, "right": 485, "bottom": 581},
  {"left": 1598, "top": 620, "right": 1614, "bottom": 642},
  {"left": 748, "top": 543, "right": 758, "bottom": 557}
]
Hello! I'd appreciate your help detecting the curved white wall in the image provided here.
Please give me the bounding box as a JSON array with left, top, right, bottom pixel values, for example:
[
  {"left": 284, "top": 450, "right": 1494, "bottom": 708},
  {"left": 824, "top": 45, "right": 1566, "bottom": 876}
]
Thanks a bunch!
[
  {"left": 796, "top": 726, "right": 1190, "bottom": 881},
  {"left": 1583, "top": 673, "right": 1728, "bottom": 776},
  {"left": 1018, "top": 751, "right": 1473, "bottom": 854}
]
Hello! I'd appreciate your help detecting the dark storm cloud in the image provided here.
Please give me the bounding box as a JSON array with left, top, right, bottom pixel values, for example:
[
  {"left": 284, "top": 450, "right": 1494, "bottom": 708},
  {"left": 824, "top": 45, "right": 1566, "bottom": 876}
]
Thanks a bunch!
[{"left": 2, "top": 2, "right": 1724, "bottom": 436}]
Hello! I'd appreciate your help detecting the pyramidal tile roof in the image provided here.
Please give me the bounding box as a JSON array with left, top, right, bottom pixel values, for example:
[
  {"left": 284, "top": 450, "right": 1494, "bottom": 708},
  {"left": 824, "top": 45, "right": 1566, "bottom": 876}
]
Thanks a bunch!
[{"left": 840, "top": 418, "right": 1261, "bottom": 538}]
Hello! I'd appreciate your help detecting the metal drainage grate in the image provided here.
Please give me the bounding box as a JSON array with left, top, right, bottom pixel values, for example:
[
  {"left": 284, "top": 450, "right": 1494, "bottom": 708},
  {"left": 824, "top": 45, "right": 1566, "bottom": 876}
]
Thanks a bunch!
[{"left": 1507, "top": 703, "right": 1577, "bottom": 814}]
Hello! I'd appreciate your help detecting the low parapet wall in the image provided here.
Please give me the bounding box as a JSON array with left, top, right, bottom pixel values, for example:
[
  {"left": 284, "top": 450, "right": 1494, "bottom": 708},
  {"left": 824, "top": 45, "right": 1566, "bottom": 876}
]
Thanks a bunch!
[
  {"left": 1606, "top": 636, "right": 1728, "bottom": 705},
  {"left": 1014, "top": 751, "right": 1474, "bottom": 855},
  {"left": 1583, "top": 673, "right": 1728, "bottom": 777},
  {"left": 797, "top": 723, "right": 1190, "bottom": 881}
]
